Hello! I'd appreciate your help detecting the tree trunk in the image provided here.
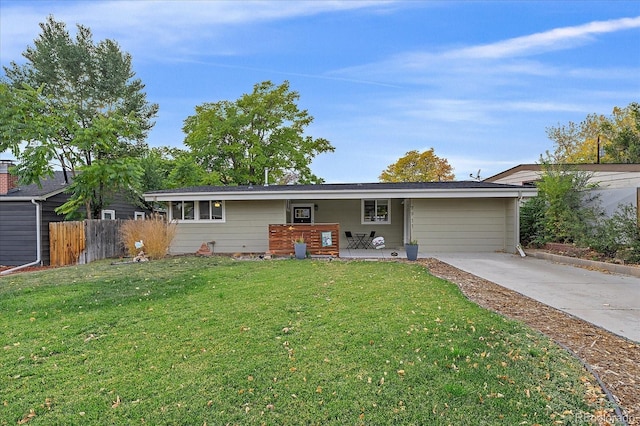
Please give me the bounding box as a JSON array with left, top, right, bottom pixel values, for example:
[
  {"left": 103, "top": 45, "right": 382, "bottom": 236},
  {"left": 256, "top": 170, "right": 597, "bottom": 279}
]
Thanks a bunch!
[{"left": 85, "top": 199, "right": 92, "bottom": 219}]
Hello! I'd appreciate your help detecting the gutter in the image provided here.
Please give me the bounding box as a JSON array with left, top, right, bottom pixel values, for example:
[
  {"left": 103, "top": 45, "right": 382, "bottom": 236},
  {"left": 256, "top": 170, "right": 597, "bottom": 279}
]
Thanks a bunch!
[
  {"left": 1, "top": 199, "right": 42, "bottom": 275},
  {"left": 144, "top": 187, "right": 539, "bottom": 202}
]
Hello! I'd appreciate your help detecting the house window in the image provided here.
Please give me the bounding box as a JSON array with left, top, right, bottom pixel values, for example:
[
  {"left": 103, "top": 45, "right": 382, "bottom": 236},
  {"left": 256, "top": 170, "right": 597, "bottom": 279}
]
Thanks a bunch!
[
  {"left": 171, "top": 201, "right": 194, "bottom": 220},
  {"left": 170, "top": 201, "right": 224, "bottom": 222},
  {"left": 362, "top": 199, "right": 390, "bottom": 224},
  {"left": 198, "top": 200, "right": 224, "bottom": 220},
  {"left": 134, "top": 211, "right": 145, "bottom": 220},
  {"left": 101, "top": 209, "right": 116, "bottom": 220}
]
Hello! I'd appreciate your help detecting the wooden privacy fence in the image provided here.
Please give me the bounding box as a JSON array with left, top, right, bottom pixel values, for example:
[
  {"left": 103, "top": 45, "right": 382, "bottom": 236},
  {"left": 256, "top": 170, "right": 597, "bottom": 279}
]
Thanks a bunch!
[
  {"left": 49, "top": 220, "right": 126, "bottom": 266},
  {"left": 269, "top": 223, "right": 340, "bottom": 256},
  {"left": 49, "top": 221, "right": 85, "bottom": 267}
]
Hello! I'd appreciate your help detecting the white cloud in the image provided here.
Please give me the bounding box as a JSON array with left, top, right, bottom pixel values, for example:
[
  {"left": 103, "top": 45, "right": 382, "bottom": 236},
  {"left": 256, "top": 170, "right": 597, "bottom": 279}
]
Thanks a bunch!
[
  {"left": 448, "top": 16, "right": 640, "bottom": 59},
  {"left": 333, "top": 16, "right": 640, "bottom": 81},
  {"left": 1, "top": 0, "right": 395, "bottom": 64}
]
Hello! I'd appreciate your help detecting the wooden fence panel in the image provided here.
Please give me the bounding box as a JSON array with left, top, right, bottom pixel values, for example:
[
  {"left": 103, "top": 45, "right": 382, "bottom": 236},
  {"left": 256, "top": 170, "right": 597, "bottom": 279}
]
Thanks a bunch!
[
  {"left": 49, "top": 220, "right": 126, "bottom": 266},
  {"left": 49, "top": 221, "right": 85, "bottom": 267},
  {"left": 82, "top": 220, "right": 126, "bottom": 264},
  {"left": 269, "top": 223, "right": 340, "bottom": 256}
]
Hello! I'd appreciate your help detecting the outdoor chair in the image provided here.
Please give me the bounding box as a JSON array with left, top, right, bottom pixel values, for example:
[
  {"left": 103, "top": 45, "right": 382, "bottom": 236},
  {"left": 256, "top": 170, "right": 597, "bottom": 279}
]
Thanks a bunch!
[
  {"left": 345, "top": 231, "right": 358, "bottom": 249},
  {"left": 364, "top": 231, "right": 376, "bottom": 248}
]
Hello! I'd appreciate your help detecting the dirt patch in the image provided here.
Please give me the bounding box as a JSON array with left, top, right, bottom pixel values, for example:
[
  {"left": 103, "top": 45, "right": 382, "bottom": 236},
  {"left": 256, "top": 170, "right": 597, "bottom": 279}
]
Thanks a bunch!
[
  {"left": 423, "top": 258, "right": 639, "bottom": 425},
  {"left": 542, "top": 243, "right": 636, "bottom": 266},
  {"left": 0, "top": 265, "right": 56, "bottom": 275}
]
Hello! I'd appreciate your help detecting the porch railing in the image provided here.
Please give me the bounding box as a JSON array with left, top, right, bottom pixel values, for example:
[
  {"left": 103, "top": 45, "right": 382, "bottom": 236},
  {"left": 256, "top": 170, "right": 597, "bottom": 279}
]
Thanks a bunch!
[{"left": 268, "top": 223, "right": 340, "bottom": 256}]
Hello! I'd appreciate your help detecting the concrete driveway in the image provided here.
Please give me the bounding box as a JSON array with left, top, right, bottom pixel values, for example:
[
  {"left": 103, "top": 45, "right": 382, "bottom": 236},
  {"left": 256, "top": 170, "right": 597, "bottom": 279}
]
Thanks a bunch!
[{"left": 432, "top": 252, "right": 640, "bottom": 343}]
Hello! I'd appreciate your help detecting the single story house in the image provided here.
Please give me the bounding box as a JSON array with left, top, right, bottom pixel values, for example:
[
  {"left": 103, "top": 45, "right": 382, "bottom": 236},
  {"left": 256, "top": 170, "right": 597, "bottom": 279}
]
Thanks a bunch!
[
  {"left": 484, "top": 163, "right": 640, "bottom": 216},
  {"left": 144, "top": 181, "right": 537, "bottom": 256},
  {"left": 0, "top": 160, "right": 149, "bottom": 267}
]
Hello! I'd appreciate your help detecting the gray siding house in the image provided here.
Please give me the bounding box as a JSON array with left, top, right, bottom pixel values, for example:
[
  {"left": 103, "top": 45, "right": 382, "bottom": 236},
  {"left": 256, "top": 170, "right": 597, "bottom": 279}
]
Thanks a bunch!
[
  {"left": 0, "top": 160, "right": 149, "bottom": 267},
  {"left": 144, "top": 181, "right": 537, "bottom": 256},
  {"left": 485, "top": 163, "right": 640, "bottom": 216}
]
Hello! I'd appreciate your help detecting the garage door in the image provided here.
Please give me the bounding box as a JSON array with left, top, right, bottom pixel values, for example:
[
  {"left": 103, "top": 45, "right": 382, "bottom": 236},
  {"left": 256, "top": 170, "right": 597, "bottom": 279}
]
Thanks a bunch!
[{"left": 410, "top": 198, "right": 512, "bottom": 252}]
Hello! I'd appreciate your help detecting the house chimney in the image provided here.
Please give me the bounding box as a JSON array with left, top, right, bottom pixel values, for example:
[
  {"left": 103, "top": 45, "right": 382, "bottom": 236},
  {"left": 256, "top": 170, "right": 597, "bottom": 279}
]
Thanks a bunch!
[{"left": 0, "top": 160, "right": 19, "bottom": 195}]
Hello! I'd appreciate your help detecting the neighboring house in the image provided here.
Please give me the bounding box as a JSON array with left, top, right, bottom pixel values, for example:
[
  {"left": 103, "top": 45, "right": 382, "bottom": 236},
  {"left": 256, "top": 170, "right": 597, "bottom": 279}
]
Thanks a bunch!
[
  {"left": 144, "top": 181, "right": 537, "bottom": 256},
  {"left": 0, "top": 160, "right": 149, "bottom": 266},
  {"left": 484, "top": 163, "right": 640, "bottom": 216}
]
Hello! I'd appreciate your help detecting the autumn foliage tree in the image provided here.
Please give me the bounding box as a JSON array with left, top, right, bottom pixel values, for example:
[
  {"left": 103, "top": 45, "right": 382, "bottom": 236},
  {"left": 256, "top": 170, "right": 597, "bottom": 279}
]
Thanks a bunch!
[
  {"left": 546, "top": 102, "right": 640, "bottom": 164},
  {"left": 379, "top": 149, "right": 454, "bottom": 182},
  {"left": 602, "top": 102, "right": 640, "bottom": 163}
]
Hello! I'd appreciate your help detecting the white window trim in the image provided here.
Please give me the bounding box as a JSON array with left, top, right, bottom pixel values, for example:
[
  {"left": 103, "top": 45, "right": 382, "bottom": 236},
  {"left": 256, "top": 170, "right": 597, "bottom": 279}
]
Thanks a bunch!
[
  {"left": 198, "top": 200, "right": 225, "bottom": 222},
  {"left": 101, "top": 209, "right": 116, "bottom": 220},
  {"left": 361, "top": 199, "right": 391, "bottom": 225},
  {"left": 169, "top": 201, "right": 226, "bottom": 223},
  {"left": 170, "top": 201, "right": 195, "bottom": 221},
  {"left": 134, "top": 211, "right": 145, "bottom": 220}
]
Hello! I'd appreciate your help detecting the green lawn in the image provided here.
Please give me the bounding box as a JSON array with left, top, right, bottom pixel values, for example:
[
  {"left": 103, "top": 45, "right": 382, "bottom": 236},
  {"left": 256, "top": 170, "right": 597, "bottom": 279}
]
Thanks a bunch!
[{"left": 0, "top": 257, "right": 615, "bottom": 425}]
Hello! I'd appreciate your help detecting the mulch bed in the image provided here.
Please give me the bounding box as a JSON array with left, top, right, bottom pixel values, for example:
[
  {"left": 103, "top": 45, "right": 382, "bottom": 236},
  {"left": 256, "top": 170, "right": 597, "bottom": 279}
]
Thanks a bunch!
[
  {"left": 0, "top": 265, "right": 56, "bottom": 274},
  {"left": 422, "top": 258, "right": 639, "bottom": 425}
]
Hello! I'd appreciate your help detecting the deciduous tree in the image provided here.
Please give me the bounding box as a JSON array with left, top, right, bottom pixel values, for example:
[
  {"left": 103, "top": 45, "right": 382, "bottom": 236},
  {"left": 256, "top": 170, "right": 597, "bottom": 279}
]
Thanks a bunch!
[
  {"left": 183, "top": 80, "right": 334, "bottom": 185},
  {"left": 379, "top": 149, "right": 454, "bottom": 182},
  {"left": 602, "top": 102, "right": 640, "bottom": 163},
  {"left": 0, "top": 16, "right": 158, "bottom": 218},
  {"left": 546, "top": 102, "right": 639, "bottom": 164}
]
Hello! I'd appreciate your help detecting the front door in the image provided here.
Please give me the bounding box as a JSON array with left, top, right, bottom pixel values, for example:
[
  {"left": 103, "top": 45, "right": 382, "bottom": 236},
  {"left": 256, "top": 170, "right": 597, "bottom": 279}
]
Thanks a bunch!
[{"left": 291, "top": 204, "right": 313, "bottom": 223}]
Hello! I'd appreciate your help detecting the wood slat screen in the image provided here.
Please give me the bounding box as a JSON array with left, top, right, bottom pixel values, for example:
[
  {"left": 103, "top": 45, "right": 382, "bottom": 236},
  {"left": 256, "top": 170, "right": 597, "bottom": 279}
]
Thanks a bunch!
[
  {"left": 268, "top": 224, "right": 340, "bottom": 256},
  {"left": 49, "top": 221, "right": 85, "bottom": 267}
]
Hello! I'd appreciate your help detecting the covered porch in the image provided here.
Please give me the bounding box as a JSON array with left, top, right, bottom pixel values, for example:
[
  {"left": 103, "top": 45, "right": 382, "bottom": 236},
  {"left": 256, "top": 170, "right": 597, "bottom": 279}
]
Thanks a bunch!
[
  {"left": 268, "top": 223, "right": 402, "bottom": 257},
  {"left": 337, "top": 247, "right": 417, "bottom": 260}
]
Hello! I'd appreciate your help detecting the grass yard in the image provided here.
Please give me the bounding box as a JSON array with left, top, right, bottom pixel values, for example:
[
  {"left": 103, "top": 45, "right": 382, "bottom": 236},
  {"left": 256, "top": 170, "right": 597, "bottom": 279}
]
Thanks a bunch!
[{"left": 0, "top": 257, "right": 615, "bottom": 425}]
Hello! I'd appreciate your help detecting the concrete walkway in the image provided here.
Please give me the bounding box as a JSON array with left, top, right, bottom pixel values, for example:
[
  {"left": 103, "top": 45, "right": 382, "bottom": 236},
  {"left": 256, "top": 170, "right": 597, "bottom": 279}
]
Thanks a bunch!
[{"left": 432, "top": 252, "right": 640, "bottom": 343}]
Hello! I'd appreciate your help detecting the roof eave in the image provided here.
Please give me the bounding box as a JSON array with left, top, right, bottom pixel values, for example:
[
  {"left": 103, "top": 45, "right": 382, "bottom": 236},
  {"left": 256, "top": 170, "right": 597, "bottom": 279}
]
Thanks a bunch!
[
  {"left": 0, "top": 187, "right": 67, "bottom": 201},
  {"left": 144, "top": 187, "right": 538, "bottom": 202}
]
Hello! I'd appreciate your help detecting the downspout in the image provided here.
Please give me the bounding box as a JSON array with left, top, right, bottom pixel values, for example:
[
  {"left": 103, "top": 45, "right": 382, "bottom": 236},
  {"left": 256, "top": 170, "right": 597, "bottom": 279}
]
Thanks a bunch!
[
  {"left": 1, "top": 199, "right": 42, "bottom": 275},
  {"left": 515, "top": 192, "right": 526, "bottom": 257}
]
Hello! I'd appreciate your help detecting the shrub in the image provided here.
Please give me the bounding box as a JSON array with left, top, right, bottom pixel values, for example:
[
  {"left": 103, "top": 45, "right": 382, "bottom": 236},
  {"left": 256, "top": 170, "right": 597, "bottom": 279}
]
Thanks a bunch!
[
  {"left": 120, "top": 214, "right": 177, "bottom": 259},
  {"left": 520, "top": 195, "right": 547, "bottom": 247},
  {"left": 585, "top": 203, "right": 640, "bottom": 262},
  {"left": 585, "top": 216, "right": 621, "bottom": 258},
  {"left": 538, "top": 167, "right": 601, "bottom": 243},
  {"left": 520, "top": 162, "right": 602, "bottom": 247}
]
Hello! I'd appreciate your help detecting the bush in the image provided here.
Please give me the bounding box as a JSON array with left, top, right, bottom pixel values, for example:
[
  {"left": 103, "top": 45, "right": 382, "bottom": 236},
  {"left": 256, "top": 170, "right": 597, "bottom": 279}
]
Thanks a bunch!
[
  {"left": 586, "top": 203, "right": 640, "bottom": 262},
  {"left": 520, "top": 163, "right": 602, "bottom": 247},
  {"left": 585, "top": 216, "right": 621, "bottom": 258},
  {"left": 520, "top": 196, "right": 547, "bottom": 247},
  {"left": 120, "top": 214, "right": 177, "bottom": 259}
]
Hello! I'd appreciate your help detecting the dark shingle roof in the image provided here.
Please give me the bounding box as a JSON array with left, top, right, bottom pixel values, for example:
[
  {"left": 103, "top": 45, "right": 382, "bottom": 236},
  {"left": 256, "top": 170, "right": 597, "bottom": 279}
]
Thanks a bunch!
[
  {"left": 146, "top": 180, "right": 525, "bottom": 195},
  {"left": 0, "top": 171, "right": 70, "bottom": 199}
]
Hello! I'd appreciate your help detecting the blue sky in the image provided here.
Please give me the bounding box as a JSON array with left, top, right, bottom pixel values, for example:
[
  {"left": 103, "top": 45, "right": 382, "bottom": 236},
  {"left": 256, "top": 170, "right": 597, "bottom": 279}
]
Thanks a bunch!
[{"left": 1, "top": 1, "right": 639, "bottom": 182}]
